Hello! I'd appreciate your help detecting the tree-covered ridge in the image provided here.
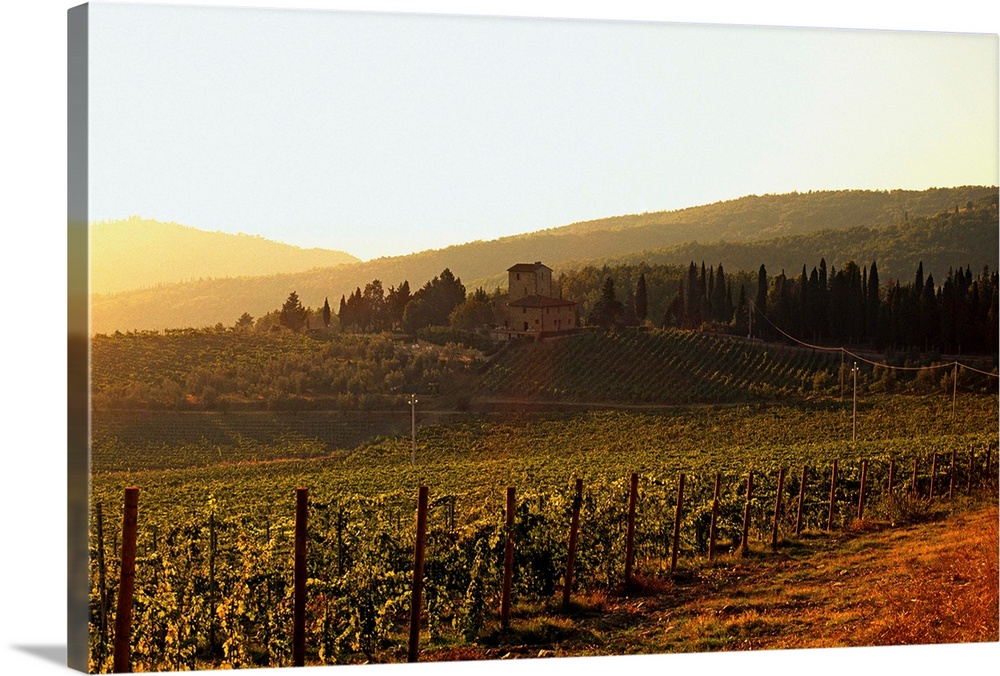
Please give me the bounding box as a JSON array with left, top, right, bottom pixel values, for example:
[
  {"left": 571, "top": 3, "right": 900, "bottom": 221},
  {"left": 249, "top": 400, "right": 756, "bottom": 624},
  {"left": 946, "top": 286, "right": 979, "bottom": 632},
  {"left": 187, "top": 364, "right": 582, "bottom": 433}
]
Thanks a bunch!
[
  {"left": 469, "top": 192, "right": 999, "bottom": 294},
  {"left": 90, "top": 187, "right": 995, "bottom": 333},
  {"left": 548, "top": 196, "right": 998, "bottom": 354},
  {"left": 90, "top": 217, "right": 359, "bottom": 295},
  {"left": 554, "top": 257, "right": 997, "bottom": 357},
  {"left": 543, "top": 186, "right": 996, "bottom": 239}
]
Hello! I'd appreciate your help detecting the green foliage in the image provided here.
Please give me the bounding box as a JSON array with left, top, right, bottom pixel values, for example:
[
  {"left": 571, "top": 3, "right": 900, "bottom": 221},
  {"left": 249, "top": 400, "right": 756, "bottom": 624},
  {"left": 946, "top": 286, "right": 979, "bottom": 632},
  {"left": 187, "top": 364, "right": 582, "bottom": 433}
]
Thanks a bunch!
[
  {"left": 480, "top": 329, "right": 846, "bottom": 404},
  {"left": 279, "top": 291, "right": 308, "bottom": 332},
  {"left": 586, "top": 277, "right": 625, "bottom": 330},
  {"left": 90, "top": 329, "right": 482, "bottom": 412},
  {"left": 322, "top": 298, "right": 331, "bottom": 328},
  {"left": 406, "top": 268, "right": 466, "bottom": 332},
  {"left": 449, "top": 292, "right": 494, "bottom": 331},
  {"left": 88, "top": 394, "right": 996, "bottom": 669},
  {"left": 235, "top": 312, "right": 254, "bottom": 330}
]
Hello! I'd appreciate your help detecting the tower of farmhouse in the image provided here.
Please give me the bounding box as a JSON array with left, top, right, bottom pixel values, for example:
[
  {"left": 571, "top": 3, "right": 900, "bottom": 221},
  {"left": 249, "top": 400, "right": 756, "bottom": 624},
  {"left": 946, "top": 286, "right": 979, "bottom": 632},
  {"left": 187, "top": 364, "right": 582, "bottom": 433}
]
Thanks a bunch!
[{"left": 492, "top": 262, "right": 578, "bottom": 335}]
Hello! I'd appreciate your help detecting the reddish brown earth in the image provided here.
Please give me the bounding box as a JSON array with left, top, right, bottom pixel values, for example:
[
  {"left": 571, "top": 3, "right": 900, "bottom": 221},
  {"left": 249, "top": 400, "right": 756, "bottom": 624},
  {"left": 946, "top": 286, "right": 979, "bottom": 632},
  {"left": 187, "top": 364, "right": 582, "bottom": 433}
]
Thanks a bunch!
[{"left": 422, "top": 506, "right": 999, "bottom": 661}]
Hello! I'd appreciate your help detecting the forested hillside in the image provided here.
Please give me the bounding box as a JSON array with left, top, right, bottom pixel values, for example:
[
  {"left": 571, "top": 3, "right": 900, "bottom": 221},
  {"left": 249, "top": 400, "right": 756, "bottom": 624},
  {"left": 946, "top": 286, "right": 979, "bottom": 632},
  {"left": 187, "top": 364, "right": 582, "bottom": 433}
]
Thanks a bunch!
[
  {"left": 90, "top": 187, "right": 996, "bottom": 333},
  {"left": 471, "top": 193, "right": 999, "bottom": 293}
]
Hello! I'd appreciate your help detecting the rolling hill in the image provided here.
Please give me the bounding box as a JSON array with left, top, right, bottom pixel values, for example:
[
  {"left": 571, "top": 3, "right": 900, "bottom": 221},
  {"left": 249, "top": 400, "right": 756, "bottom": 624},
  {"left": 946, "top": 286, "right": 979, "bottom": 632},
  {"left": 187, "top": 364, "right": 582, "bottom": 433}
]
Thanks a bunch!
[
  {"left": 89, "top": 187, "right": 997, "bottom": 334},
  {"left": 89, "top": 217, "right": 359, "bottom": 294},
  {"left": 467, "top": 193, "right": 1000, "bottom": 292}
]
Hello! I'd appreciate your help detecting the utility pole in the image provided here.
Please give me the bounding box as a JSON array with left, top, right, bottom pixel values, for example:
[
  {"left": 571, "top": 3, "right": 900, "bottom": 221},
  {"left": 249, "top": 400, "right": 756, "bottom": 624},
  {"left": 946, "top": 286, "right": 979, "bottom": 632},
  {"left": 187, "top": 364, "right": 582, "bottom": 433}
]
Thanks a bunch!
[
  {"left": 951, "top": 362, "right": 958, "bottom": 420},
  {"left": 839, "top": 350, "right": 845, "bottom": 401},
  {"left": 407, "top": 393, "right": 418, "bottom": 466},
  {"left": 852, "top": 362, "right": 858, "bottom": 443}
]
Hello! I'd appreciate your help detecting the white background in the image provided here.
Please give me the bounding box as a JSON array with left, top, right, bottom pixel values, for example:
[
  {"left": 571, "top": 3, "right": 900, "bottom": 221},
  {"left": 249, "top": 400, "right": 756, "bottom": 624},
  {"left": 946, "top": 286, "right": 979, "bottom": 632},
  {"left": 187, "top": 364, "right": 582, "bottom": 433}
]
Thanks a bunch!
[{"left": 1, "top": 2, "right": 997, "bottom": 675}]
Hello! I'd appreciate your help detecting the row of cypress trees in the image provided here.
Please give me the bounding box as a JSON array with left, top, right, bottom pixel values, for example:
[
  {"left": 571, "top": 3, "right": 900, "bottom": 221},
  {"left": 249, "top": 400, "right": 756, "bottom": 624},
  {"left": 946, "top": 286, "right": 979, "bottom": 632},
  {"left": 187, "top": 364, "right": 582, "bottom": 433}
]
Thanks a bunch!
[{"left": 657, "top": 257, "right": 998, "bottom": 355}]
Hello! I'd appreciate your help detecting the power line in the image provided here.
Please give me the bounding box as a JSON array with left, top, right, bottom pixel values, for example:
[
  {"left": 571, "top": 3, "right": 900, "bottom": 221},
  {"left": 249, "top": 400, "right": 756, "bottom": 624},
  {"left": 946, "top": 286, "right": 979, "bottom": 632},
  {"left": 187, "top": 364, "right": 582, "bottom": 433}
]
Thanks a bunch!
[{"left": 749, "top": 303, "right": 998, "bottom": 378}]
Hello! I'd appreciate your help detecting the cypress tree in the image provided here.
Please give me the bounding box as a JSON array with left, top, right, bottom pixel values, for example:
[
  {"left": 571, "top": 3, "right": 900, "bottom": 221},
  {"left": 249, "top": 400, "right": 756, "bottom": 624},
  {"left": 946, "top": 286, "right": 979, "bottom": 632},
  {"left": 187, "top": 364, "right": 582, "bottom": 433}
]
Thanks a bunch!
[
  {"left": 279, "top": 291, "right": 309, "bottom": 332},
  {"left": 755, "top": 264, "right": 768, "bottom": 337},
  {"left": 711, "top": 264, "right": 728, "bottom": 322},
  {"left": 866, "top": 261, "right": 880, "bottom": 345},
  {"left": 686, "top": 262, "right": 702, "bottom": 328},
  {"left": 797, "top": 265, "right": 809, "bottom": 337},
  {"left": 735, "top": 284, "right": 748, "bottom": 335},
  {"left": 724, "top": 280, "right": 735, "bottom": 324},
  {"left": 666, "top": 279, "right": 685, "bottom": 328},
  {"left": 635, "top": 273, "right": 648, "bottom": 323},
  {"left": 920, "top": 273, "right": 939, "bottom": 351}
]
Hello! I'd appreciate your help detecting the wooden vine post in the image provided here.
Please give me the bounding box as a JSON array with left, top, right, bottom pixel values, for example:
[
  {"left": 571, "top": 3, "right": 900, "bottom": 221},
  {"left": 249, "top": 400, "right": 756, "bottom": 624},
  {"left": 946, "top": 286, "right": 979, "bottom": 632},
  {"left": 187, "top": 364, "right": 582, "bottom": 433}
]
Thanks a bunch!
[
  {"left": 624, "top": 472, "right": 639, "bottom": 591},
  {"left": 887, "top": 458, "right": 895, "bottom": 495},
  {"left": 208, "top": 510, "right": 217, "bottom": 653},
  {"left": 670, "top": 473, "right": 685, "bottom": 574},
  {"left": 929, "top": 454, "right": 938, "bottom": 499},
  {"left": 708, "top": 472, "right": 721, "bottom": 561},
  {"left": 407, "top": 486, "right": 429, "bottom": 663},
  {"left": 740, "top": 471, "right": 754, "bottom": 557},
  {"left": 795, "top": 465, "right": 808, "bottom": 537},
  {"left": 293, "top": 487, "right": 308, "bottom": 668},
  {"left": 826, "top": 460, "right": 838, "bottom": 532},
  {"left": 500, "top": 486, "right": 516, "bottom": 630},
  {"left": 563, "top": 479, "right": 583, "bottom": 609},
  {"left": 857, "top": 460, "right": 868, "bottom": 520},
  {"left": 336, "top": 506, "right": 345, "bottom": 577},
  {"left": 96, "top": 503, "right": 109, "bottom": 665},
  {"left": 948, "top": 448, "right": 957, "bottom": 499},
  {"left": 771, "top": 467, "right": 785, "bottom": 549},
  {"left": 951, "top": 362, "right": 958, "bottom": 420},
  {"left": 967, "top": 447, "right": 975, "bottom": 492},
  {"left": 910, "top": 456, "right": 919, "bottom": 496},
  {"left": 112, "top": 487, "right": 139, "bottom": 674}
]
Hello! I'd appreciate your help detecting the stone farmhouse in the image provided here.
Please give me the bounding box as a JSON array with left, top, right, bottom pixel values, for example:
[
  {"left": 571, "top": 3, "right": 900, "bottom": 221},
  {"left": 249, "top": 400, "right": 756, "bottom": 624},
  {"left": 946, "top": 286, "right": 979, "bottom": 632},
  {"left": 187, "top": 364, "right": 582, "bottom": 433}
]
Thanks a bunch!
[{"left": 491, "top": 262, "right": 578, "bottom": 339}]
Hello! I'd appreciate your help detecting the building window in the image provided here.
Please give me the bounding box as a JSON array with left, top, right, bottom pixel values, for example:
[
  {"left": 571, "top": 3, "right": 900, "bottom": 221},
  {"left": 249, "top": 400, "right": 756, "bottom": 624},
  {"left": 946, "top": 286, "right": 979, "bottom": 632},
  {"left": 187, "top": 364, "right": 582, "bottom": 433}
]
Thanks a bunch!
[{"left": 516, "top": 273, "right": 520, "bottom": 280}]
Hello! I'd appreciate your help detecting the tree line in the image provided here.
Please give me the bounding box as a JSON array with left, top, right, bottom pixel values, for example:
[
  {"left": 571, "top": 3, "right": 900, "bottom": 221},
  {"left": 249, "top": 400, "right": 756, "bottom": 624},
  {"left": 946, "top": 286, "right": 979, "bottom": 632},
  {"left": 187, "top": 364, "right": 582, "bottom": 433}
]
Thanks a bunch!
[
  {"left": 239, "top": 268, "right": 474, "bottom": 337},
  {"left": 583, "top": 257, "right": 998, "bottom": 356},
  {"left": 745, "top": 260, "right": 999, "bottom": 354},
  {"left": 242, "top": 254, "right": 998, "bottom": 358}
]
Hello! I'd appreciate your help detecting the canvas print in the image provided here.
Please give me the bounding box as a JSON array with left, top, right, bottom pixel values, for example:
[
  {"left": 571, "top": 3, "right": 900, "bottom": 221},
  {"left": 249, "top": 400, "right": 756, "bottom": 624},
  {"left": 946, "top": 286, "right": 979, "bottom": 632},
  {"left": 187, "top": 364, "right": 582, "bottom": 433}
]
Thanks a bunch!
[{"left": 68, "top": 2, "right": 999, "bottom": 673}]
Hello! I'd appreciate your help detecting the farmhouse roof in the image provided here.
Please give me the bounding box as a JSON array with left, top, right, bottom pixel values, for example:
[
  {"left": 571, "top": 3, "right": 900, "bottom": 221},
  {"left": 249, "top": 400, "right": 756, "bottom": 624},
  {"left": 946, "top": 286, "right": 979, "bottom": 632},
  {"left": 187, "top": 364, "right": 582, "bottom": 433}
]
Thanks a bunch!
[
  {"left": 508, "top": 294, "right": 576, "bottom": 308},
  {"left": 507, "top": 262, "right": 551, "bottom": 273}
]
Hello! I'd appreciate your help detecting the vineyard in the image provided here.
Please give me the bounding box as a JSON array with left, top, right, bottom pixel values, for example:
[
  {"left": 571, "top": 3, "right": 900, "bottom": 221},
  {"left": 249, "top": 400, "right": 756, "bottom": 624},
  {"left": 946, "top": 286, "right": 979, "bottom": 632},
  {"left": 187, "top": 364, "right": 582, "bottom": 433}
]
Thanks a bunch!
[
  {"left": 479, "top": 329, "right": 997, "bottom": 403},
  {"left": 88, "top": 394, "right": 998, "bottom": 671},
  {"left": 90, "top": 327, "right": 1000, "bottom": 417},
  {"left": 90, "top": 329, "right": 481, "bottom": 411}
]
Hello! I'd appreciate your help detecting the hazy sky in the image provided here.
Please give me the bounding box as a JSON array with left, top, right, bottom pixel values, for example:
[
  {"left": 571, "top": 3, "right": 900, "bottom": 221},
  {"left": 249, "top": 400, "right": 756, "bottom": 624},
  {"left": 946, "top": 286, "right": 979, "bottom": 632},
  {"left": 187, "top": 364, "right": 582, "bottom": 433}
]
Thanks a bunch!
[{"left": 88, "top": 1, "right": 998, "bottom": 261}]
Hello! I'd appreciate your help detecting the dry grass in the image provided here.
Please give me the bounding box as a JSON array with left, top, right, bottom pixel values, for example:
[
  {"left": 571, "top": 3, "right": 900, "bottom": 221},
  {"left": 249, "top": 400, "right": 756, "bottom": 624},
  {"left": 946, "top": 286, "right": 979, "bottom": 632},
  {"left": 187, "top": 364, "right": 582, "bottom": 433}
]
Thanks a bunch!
[
  {"left": 423, "top": 505, "right": 999, "bottom": 661},
  {"left": 857, "top": 508, "right": 999, "bottom": 646},
  {"left": 638, "top": 506, "right": 1000, "bottom": 653}
]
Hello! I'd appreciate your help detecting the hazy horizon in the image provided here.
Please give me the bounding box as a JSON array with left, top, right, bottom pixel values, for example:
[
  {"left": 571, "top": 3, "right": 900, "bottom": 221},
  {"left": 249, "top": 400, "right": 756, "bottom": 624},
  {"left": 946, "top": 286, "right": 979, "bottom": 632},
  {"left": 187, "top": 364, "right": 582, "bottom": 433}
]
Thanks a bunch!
[
  {"left": 88, "top": 4, "right": 998, "bottom": 261},
  {"left": 92, "top": 181, "right": 1000, "bottom": 263}
]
